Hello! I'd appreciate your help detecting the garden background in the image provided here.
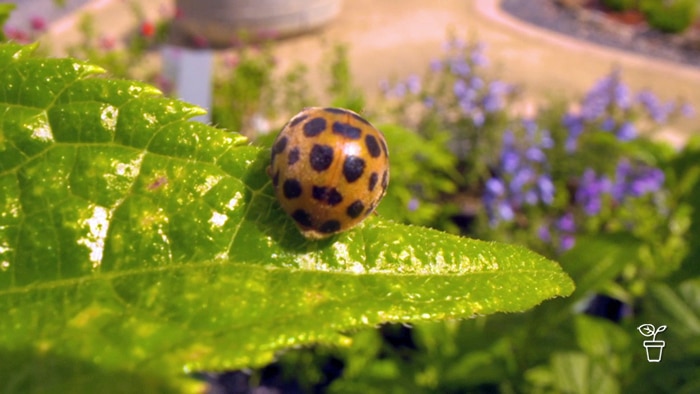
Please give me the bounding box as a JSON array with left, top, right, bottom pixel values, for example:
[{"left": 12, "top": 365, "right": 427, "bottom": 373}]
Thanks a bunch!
[{"left": 1, "top": 0, "right": 700, "bottom": 393}]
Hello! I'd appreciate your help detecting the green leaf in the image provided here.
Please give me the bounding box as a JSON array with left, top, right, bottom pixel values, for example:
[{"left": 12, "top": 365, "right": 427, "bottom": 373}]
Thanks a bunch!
[
  {"left": 646, "top": 280, "right": 700, "bottom": 337},
  {"left": 559, "top": 234, "right": 640, "bottom": 298},
  {"left": 0, "top": 4, "right": 15, "bottom": 42},
  {"left": 574, "top": 315, "right": 631, "bottom": 374},
  {"left": 0, "top": 43, "right": 574, "bottom": 392},
  {"left": 549, "top": 351, "right": 620, "bottom": 394}
]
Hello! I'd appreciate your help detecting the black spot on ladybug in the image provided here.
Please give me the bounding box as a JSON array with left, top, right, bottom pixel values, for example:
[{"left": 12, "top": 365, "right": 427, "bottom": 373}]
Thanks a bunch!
[
  {"left": 304, "top": 117, "right": 327, "bottom": 137},
  {"left": 381, "top": 170, "right": 388, "bottom": 190},
  {"left": 368, "top": 172, "right": 378, "bottom": 191},
  {"left": 343, "top": 156, "right": 366, "bottom": 183},
  {"left": 365, "top": 134, "right": 381, "bottom": 158},
  {"left": 289, "top": 114, "right": 308, "bottom": 128},
  {"left": 273, "top": 136, "right": 288, "bottom": 154},
  {"left": 347, "top": 200, "right": 365, "bottom": 219},
  {"left": 292, "top": 209, "right": 312, "bottom": 227},
  {"left": 283, "top": 179, "right": 302, "bottom": 199},
  {"left": 332, "top": 121, "right": 361, "bottom": 139},
  {"left": 310, "top": 144, "right": 334, "bottom": 172},
  {"left": 312, "top": 186, "right": 343, "bottom": 206},
  {"left": 271, "top": 136, "right": 287, "bottom": 163},
  {"left": 288, "top": 147, "right": 300, "bottom": 165},
  {"left": 272, "top": 170, "right": 279, "bottom": 187},
  {"left": 318, "top": 220, "right": 341, "bottom": 234}
]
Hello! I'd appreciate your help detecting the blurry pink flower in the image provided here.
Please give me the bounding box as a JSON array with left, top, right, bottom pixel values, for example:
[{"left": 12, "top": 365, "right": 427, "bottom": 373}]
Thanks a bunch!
[
  {"left": 223, "top": 53, "right": 239, "bottom": 68},
  {"left": 5, "top": 27, "right": 30, "bottom": 43},
  {"left": 30, "top": 16, "right": 47, "bottom": 32},
  {"left": 99, "top": 35, "right": 116, "bottom": 50}
]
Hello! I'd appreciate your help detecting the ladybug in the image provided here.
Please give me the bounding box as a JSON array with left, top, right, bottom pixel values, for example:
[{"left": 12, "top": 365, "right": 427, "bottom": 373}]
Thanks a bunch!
[{"left": 268, "top": 107, "right": 389, "bottom": 239}]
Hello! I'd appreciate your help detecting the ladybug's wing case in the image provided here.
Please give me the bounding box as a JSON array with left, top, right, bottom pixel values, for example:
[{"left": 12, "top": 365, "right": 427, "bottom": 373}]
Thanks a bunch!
[{"left": 270, "top": 107, "right": 389, "bottom": 239}]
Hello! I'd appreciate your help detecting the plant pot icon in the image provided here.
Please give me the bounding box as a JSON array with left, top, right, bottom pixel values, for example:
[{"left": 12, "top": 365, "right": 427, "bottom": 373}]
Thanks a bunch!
[
  {"left": 638, "top": 324, "right": 667, "bottom": 362},
  {"left": 643, "top": 340, "right": 665, "bottom": 362}
]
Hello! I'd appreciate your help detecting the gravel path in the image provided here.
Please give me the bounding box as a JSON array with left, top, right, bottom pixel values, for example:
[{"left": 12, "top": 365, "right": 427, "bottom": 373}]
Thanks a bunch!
[{"left": 501, "top": 0, "right": 700, "bottom": 69}]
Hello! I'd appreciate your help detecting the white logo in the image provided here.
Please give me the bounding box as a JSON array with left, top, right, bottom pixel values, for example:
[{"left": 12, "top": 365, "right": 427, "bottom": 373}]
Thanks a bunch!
[{"left": 637, "top": 324, "right": 667, "bottom": 362}]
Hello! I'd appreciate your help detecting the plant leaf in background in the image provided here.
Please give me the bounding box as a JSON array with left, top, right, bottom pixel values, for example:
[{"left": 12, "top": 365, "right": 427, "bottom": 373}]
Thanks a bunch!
[
  {"left": 0, "top": 4, "right": 14, "bottom": 42},
  {"left": 0, "top": 43, "right": 574, "bottom": 393}
]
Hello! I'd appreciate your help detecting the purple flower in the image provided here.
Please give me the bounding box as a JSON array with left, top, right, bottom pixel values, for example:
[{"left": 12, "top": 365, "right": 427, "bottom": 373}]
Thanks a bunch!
[
  {"left": 484, "top": 178, "right": 516, "bottom": 225},
  {"left": 501, "top": 149, "right": 519, "bottom": 174},
  {"left": 610, "top": 160, "right": 664, "bottom": 201},
  {"left": 613, "top": 81, "right": 632, "bottom": 109},
  {"left": 581, "top": 81, "right": 610, "bottom": 120},
  {"left": 580, "top": 71, "right": 631, "bottom": 121},
  {"left": 523, "top": 119, "right": 538, "bottom": 140},
  {"left": 485, "top": 178, "right": 506, "bottom": 196},
  {"left": 556, "top": 212, "right": 576, "bottom": 233},
  {"left": 406, "top": 74, "right": 421, "bottom": 94},
  {"left": 408, "top": 198, "right": 420, "bottom": 212},
  {"left": 681, "top": 102, "right": 695, "bottom": 118},
  {"left": 525, "top": 146, "right": 545, "bottom": 162},
  {"left": 510, "top": 166, "right": 535, "bottom": 196},
  {"left": 524, "top": 189, "right": 538, "bottom": 205},
  {"left": 576, "top": 169, "right": 611, "bottom": 215},
  {"left": 611, "top": 159, "right": 632, "bottom": 202},
  {"left": 629, "top": 168, "right": 664, "bottom": 196},
  {"left": 601, "top": 117, "right": 616, "bottom": 131},
  {"left": 563, "top": 113, "right": 584, "bottom": 152},
  {"left": 450, "top": 58, "right": 470, "bottom": 77},
  {"left": 453, "top": 79, "right": 469, "bottom": 99},
  {"left": 470, "top": 76, "right": 484, "bottom": 90},
  {"left": 540, "top": 130, "right": 554, "bottom": 149},
  {"left": 488, "top": 81, "right": 511, "bottom": 97},
  {"left": 581, "top": 95, "right": 607, "bottom": 121},
  {"left": 470, "top": 42, "right": 489, "bottom": 67},
  {"left": 379, "top": 79, "right": 391, "bottom": 96},
  {"left": 637, "top": 90, "right": 669, "bottom": 123},
  {"left": 498, "top": 202, "right": 515, "bottom": 222},
  {"left": 616, "top": 122, "right": 637, "bottom": 141},
  {"left": 482, "top": 81, "right": 510, "bottom": 113},
  {"left": 537, "top": 175, "right": 555, "bottom": 205},
  {"left": 483, "top": 93, "right": 502, "bottom": 113},
  {"left": 538, "top": 224, "right": 551, "bottom": 242},
  {"left": 560, "top": 234, "right": 576, "bottom": 251},
  {"left": 430, "top": 59, "right": 443, "bottom": 73},
  {"left": 393, "top": 83, "right": 407, "bottom": 99},
  {"left": 458, "top": 98, "right": 474, "bottom": 115},
  {"left": 563, "top": 113, "right": 584, "bottom": 135}
]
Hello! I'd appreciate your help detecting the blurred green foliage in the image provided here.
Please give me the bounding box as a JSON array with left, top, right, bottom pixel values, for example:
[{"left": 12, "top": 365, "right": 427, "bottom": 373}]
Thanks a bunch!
[{"left": 641, "top": 0, "right": 699, "bottom": 33}]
